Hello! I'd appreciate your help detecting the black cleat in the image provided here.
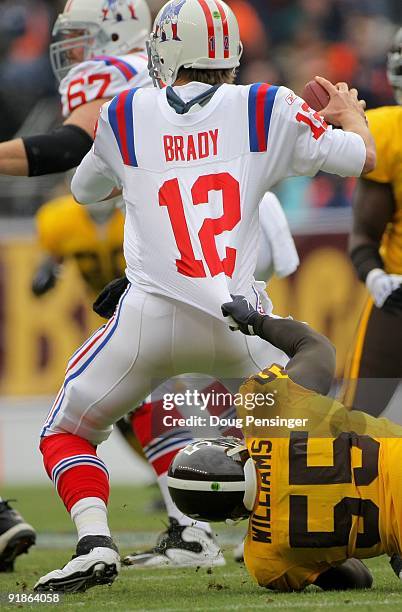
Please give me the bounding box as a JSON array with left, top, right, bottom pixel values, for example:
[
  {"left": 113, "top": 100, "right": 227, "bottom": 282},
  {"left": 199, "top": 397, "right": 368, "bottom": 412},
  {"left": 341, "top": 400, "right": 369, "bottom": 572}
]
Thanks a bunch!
[
  {"left": 123, "top": 517, "right": 225, "bottom": 568},
  {"left": 390, "top": 554, "right": 402, "bottom": 580},
  {"left": 0, "top": 499, "right": 36, "bottom": 572}
]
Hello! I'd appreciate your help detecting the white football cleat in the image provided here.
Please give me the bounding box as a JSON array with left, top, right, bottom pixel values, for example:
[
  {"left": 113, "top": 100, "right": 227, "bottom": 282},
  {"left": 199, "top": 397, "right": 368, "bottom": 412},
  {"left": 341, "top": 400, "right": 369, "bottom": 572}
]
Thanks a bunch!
[
  {"left": 34, "top": 536, "right": 120, "bottom": 593},
  {"left": 123, "top": 518, "right": 225, "bottom": 568}
]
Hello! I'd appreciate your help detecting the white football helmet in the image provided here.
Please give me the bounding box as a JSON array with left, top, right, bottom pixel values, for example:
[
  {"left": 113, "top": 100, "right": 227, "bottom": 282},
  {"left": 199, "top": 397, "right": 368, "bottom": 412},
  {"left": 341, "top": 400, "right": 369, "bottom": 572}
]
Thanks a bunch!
[
  {"left": 50, "top": 0, "right": 151, "bottom": 81},
  {"left": 148, "top": 0, "right": 242, "bottom": 87}
]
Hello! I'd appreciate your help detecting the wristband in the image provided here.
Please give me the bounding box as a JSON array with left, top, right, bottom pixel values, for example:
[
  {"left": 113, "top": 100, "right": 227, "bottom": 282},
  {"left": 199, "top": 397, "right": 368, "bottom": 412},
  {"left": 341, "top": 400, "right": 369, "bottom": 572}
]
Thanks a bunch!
[{"left": 23, "top": 125, "right": 93, "bottom": 176}]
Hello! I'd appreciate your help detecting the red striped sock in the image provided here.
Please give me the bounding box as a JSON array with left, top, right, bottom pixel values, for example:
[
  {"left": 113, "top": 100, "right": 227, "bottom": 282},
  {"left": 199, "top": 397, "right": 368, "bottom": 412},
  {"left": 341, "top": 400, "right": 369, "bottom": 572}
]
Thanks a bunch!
[{"left": 40, "top": 433, "right": 110, "bottom": 513}]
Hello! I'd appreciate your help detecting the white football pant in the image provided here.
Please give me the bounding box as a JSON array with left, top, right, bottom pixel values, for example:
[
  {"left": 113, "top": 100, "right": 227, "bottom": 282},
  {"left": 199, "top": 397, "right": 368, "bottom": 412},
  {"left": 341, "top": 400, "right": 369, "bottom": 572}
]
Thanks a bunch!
[{"left": 41, "top": 284, "right": 287, "bottom": 444}]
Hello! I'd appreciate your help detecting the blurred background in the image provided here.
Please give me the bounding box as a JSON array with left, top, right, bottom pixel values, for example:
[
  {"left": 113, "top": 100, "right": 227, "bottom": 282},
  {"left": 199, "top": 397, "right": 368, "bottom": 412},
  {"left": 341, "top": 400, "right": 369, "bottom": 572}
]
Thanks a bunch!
[{"left": 0, "top": 0, "right": 400, "bottom": 484}]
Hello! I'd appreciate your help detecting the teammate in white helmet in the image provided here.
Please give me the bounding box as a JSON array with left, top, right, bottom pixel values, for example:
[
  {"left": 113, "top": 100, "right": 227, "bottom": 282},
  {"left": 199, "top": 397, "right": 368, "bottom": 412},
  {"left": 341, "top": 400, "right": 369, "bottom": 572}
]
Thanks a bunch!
[
  {"left": 31, "top": 0, "right": 375, "bottom": 593},
  {"left": 0, "top": 0, "right": 151, "bottom": 176}
]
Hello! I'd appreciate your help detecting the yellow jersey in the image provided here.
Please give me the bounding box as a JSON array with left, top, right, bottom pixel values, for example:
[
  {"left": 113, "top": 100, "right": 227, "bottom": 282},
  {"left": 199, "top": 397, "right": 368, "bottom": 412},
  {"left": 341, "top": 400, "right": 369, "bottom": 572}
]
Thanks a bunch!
[
  {"left": 365, "top": 106, "right": 402, "bottom": 273},
  {"left": 36, "top": 195, "right": 125, "bottom": 294},
  {"left": 240, "top": 365, "right": 402, "bottom": 591}
]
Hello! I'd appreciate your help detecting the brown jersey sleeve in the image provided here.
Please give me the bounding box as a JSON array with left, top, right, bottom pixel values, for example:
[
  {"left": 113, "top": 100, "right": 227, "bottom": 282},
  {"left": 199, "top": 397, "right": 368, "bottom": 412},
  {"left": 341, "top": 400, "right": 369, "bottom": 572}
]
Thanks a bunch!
[{"left": 255, "top": 317, "right": 336, "bottom": 395}]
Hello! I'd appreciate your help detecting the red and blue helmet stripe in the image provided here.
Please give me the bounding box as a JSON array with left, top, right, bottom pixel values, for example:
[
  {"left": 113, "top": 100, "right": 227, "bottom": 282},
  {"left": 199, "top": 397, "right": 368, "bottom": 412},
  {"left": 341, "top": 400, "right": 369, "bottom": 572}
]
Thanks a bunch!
[
  {"left": 248, "top": 83, "right": 279, "bottom": 152},
  {"left": 108, "top": 88, "right": 138, "bottom": 167}
]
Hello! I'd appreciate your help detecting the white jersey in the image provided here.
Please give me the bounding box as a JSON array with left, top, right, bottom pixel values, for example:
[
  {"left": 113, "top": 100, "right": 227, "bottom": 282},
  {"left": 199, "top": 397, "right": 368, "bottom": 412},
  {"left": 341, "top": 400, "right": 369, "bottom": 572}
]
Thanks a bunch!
[
  {"left": 73, "top": 81, "right": 365, "bottom": 320},
  {"left": 59, "top": 52, "right": 151, "bottom": 118}
]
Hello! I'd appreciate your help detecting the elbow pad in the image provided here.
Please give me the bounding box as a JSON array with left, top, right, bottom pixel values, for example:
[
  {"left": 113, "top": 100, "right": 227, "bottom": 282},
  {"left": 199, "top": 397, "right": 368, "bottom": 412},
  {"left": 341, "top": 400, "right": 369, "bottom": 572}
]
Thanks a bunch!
[
  {"left": 350, "top": 244, "right": 384, "bottom": 282},
  {"left": 23, "top": 125, "right": 93, "bottom": 177}
]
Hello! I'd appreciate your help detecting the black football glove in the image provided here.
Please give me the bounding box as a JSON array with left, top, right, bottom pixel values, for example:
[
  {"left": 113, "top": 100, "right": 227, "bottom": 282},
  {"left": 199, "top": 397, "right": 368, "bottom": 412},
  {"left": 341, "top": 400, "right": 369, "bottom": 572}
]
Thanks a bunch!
[
  {"left": 31, "top": 257, "right": 61, "bottom": 296},
  {"left": 221, "top": 294, "right": 260, "bottom": 335},
  {"left": 383, "top": 287, "right": 402, "bottom": 315},
  {"left": 93, "top": 276, "right": 129, "bottom": 319}
]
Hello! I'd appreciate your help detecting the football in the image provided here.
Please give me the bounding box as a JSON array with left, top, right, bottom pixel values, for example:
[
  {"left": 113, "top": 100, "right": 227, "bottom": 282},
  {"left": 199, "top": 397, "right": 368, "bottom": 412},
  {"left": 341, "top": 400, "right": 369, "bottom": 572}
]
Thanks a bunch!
[{"left": 302, "top": 79, "right": 330, "bottom": 112}]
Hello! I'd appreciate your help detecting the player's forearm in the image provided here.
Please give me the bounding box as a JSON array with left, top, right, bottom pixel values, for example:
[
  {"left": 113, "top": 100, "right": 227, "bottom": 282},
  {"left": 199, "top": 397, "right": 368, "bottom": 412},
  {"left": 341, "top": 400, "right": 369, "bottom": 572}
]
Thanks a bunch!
[
  {"left": 71, "top": 151, "right": 116, "bottom": 204},
  {"left": 339, "top": 113, "right": 376, "bottom": 175},
  {"left": 254, "top": 317, "right": 336, "bottom": 394},
  {"left": 349, "top": 241, "right": 384, "bottom": 282},
  {"left": 0, "top": 139, "right": 29, "bottom": 176},
  {"left": 0, "top": 126, "right": 93, "bottom": 177},
  {"left": 349, "top": 179, "right": 394, "bottom": 281}
]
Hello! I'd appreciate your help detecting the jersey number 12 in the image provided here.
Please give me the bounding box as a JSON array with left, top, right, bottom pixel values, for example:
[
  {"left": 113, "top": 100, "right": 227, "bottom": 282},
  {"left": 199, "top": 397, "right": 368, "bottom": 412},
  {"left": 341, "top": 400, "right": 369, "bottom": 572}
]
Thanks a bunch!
[{"left": 159, "top": 172, "right": 241, "bottom": 278}]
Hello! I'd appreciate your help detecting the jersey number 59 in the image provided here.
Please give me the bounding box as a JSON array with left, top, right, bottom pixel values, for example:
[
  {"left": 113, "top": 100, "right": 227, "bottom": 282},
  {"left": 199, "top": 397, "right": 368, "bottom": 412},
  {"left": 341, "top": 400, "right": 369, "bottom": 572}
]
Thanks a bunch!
[{"left": 288, "top": 431, "right": 380, "bottom": 549}]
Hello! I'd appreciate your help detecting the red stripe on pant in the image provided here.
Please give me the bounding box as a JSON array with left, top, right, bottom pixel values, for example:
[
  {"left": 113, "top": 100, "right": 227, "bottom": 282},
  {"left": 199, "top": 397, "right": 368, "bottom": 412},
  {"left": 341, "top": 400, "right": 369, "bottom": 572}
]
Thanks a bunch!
[
  {"left": 67, "top": 317, "right": 115, "bottom": 374},
  {"left": 40, "top": 433, "right": 109, "bottom": 513}
]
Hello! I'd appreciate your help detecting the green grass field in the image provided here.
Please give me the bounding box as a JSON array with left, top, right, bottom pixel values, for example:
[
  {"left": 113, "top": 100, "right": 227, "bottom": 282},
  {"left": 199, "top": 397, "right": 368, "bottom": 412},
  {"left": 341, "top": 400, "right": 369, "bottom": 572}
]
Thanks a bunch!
[{"left": 1, "top": 485, "right": 402, "bottom": 611}]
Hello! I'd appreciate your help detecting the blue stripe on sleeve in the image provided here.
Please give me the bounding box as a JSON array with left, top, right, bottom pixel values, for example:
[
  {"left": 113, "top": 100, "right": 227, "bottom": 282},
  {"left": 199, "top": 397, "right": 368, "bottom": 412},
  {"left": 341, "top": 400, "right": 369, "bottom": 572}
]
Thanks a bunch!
[
  {"left": 248, "top": 83, "right": 261, "bottom": 153},
  {"left": 264, "top": 85, "right": 279, "bottom": 148}
]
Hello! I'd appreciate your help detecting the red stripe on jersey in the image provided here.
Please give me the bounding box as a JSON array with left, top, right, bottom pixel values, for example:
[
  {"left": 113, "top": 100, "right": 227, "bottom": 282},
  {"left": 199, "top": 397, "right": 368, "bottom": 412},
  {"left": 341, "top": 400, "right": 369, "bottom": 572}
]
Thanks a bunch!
[
  {"left": 116, "top": 89, "right": 130, "bottom": 165},
  {"left": 198, "top": 0, "right": 215, "bottom": 59},
  {"left": 109, "top": 58, "right": 135, "bottom": 81},
  {"left": 213, "top": 0, "right": 229, "bottom": 58},
  {"left": 256, "top": 83, "right": 269, "bottom": 153},
  {"left": 65, "top": 0, "right": 74, "bottom": 12}
]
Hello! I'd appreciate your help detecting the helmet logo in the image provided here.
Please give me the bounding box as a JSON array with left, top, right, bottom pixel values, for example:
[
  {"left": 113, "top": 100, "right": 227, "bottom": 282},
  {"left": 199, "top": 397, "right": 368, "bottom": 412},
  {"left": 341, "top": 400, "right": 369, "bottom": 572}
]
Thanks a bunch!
[
  {"left": 102, "top": 0, "right": 138, "bottom": 22},
  {"left": 156, "top": 0, "right": 186, "bottom": 43},
  {"left": 183, "top": 440, "right": 212, "bottom": 455}
]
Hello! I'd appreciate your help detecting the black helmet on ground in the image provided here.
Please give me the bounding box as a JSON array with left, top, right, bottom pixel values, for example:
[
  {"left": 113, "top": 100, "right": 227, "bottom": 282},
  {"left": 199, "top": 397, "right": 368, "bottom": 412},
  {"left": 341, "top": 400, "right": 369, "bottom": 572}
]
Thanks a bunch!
[{"left": 167, "top": 437, "right": 257, "bottom": 523}]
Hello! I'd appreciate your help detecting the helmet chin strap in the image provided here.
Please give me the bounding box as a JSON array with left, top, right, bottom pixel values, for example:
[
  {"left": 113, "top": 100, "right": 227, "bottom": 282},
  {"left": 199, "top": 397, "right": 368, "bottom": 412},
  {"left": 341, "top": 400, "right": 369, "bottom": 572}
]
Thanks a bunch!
[
  {"left": 146, "top": 39, "right": 161, "bottom": 88},
  {"left": 243, "top": 457, "right": 257, "bottom": 512}
]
